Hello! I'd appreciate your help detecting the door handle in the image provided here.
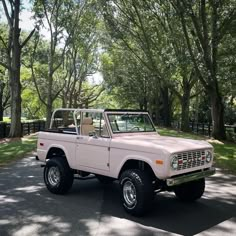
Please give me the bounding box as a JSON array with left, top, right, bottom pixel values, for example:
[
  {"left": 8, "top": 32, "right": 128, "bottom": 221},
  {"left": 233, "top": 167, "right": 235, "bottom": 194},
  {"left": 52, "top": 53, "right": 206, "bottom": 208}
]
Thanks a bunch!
[{"left": 77, "top": 136, "right": 83, "bottom": 140}]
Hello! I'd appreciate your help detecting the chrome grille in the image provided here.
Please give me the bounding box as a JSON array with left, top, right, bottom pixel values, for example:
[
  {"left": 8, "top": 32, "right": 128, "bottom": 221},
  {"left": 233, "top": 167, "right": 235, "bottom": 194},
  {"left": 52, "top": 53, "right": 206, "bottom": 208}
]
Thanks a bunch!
[{"left": 176, "top": 150, "right": 206, "bottom": 170}]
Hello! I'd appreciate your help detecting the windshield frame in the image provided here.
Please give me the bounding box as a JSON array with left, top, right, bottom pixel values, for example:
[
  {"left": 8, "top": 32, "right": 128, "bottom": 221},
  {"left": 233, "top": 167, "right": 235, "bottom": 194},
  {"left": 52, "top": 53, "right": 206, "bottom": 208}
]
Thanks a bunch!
[{"left": 105, "top": 111, "right": 156, "bottom": 135}]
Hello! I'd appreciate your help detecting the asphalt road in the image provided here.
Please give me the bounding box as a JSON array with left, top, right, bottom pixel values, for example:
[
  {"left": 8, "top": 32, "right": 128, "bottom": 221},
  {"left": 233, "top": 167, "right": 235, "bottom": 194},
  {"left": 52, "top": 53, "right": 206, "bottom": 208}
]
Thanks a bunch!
[{"left": 0, "top": 156, "right": 236, "bottom": 236}]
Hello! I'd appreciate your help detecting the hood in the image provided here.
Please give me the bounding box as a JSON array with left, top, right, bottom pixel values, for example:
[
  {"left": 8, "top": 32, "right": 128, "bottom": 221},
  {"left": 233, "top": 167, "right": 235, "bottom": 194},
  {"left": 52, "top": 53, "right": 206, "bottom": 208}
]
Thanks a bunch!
[{"left": 110, "top": 134, "right": 212, "bottom": 154}]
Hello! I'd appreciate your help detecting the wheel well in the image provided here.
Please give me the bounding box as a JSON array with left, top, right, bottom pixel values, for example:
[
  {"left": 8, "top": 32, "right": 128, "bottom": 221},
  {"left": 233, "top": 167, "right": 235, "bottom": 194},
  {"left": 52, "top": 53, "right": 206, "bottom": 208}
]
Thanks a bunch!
[
  {"left": 46, "top": 147, "right": 66, "bottom": 160},
  {"left": 119, "top": 160, "right": 156, "bottom": 180}
]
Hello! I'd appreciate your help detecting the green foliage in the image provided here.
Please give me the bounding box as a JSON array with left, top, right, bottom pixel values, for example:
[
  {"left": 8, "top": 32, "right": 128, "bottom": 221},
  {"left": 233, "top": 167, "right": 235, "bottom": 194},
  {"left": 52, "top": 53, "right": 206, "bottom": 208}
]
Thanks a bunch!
[
  {"left": 101, "top": 47, "right": 153, "bottom": 109},
  {"left": 91, "top": 87, "right": 119, "bottom": 109},
  {"left": 21, "top": 88, "right": 45, "bottom": 119}
]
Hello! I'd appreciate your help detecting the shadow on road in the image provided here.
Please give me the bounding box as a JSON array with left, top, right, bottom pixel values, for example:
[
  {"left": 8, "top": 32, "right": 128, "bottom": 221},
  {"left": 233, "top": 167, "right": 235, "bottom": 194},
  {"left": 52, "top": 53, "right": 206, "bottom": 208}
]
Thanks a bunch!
[
  {"left": 0, "top": 157, "right": 103, "bottom": 236},
  {"left": 0, "top": 157, "right": 235, "bottom": 236},
  {"left": 100, "top": 170, "right": 236, "bottom": 236}
]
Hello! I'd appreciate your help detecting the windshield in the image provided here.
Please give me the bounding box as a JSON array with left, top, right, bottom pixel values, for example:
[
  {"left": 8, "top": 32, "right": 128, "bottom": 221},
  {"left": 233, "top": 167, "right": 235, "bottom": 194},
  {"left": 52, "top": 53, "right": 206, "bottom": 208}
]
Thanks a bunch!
[{"left": 107, "top": 113, "right": 155, "bottom": 133}]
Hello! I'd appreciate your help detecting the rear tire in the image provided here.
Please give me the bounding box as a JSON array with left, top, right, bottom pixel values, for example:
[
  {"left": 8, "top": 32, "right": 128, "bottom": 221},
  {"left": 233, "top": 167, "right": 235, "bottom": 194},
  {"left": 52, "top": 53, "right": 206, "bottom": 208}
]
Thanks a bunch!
[
  {"left": 119, "top": 169, "right": 154, "bottom": 216},
  {"left": 44, "top": 157, "right": 74, "bottom": 194},
  {"left": 174, "top": 178, "right": 205, "bottom": 202}
]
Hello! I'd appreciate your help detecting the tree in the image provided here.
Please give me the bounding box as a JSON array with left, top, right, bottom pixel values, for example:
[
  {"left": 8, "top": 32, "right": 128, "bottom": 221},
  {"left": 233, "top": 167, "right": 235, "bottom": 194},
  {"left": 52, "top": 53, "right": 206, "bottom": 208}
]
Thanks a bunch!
[
  {"left": 101, "top": 0, "right": 174, "bottom": 126},
  {"left": 0, "top": 68, "right": 10, "bottom": 121},
  {"left": 0, "top": 0, "right": 35, "bottom": 137},
  {"left": 101, "top": 0, "right": 236, "bottom": 137},
  {"left": 32, "top": 0, "right": 77, "bottom": 128},
  {"left": 101, "top": 47, "right": 153, "bottom": 110},
  {"left": 0, "top": 24, "right": 10, "bottom": 121},
  {"left": 61, "top": 0, "right": 100, "bottom": 109},
  {"left": 172, "top": 0, "right": 236, "bottom": 139},
  {"left": 144, "top": 1, "right": 200, "bottom": 131}
]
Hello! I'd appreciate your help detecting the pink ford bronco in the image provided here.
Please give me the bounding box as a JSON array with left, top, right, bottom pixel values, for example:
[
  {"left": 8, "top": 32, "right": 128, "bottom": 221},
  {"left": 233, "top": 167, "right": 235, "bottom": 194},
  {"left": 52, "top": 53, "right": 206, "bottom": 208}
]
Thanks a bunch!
[{"left": 37, "top": 109, "right": 215, "bottom": 216}]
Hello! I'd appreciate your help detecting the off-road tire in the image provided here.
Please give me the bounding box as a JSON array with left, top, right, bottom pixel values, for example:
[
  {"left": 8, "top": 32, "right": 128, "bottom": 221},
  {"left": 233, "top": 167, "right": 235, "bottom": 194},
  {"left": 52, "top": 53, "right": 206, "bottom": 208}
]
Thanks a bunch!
[
  {"left": 119, "top": 169, "right": 154, "bottom": 216},
  {"left": 44, "top": 157, "right": 74, "bottom": 194},
  {"left": 174, "top": 178, "right": 205, "bottom": 202}
]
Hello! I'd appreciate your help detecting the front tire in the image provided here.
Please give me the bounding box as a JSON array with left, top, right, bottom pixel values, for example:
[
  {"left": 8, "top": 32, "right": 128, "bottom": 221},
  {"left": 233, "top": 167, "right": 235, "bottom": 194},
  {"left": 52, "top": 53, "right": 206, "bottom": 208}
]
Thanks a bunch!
[
  {"left": 44, "top": 157, "right": 74, "bottom": 194},
  {"left": 119, "top": 169, "right": 154, "bottom": 216},
  {"left": 174, "top": 178, "right": 205, "bottom": 202}
]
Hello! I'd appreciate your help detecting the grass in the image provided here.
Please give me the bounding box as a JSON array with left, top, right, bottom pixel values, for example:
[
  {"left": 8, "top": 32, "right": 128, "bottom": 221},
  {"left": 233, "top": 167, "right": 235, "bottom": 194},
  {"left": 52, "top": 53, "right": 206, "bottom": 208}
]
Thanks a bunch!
[
  {"left": 0, "top": 135, "right": 37, "bottom": 166},
  {"left": 212, "top": 142, "right": 236, "bottom": 173},
  {"left": 158, "top": 128, "right": 204, "bottom": 140},
  {"left": 158, "top": 127, "right": 236, "bottom": 174},
  {"left": 1, "top": 117, "right": 43, "bottom": 123},
  {"left": 2, "top": 117, "right": 11, "bottom": 122}
]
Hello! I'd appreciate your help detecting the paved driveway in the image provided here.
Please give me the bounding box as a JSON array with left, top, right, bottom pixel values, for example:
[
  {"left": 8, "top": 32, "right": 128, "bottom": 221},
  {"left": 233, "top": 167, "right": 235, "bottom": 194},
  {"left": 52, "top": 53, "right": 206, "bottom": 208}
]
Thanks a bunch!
[{"left": 0, "top": 156, "right": 236, "bottom": 236}]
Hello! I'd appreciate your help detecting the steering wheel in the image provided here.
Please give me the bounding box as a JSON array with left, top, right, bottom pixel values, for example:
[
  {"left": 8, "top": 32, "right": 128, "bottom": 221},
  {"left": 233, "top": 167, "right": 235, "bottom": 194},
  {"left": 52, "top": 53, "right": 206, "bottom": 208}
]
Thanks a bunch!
[{"left": 130, "top": 126, "right": 140, "bottom": 131}]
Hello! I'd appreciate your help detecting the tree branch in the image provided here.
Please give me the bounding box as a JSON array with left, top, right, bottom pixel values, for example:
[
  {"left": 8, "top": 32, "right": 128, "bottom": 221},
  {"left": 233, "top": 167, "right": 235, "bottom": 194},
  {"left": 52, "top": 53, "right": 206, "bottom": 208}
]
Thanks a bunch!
[
  {"left": 42, "top": 1, "right": 54, "bottom": 52},
  {"left": 20, "top": 28, "right": 35, "bottom": 48},
  {"left": 218, "top": 8, "right": 236, "bottom": 41},
  {"left": 0, "top": 61, "right": 10, "bottom": 70},
  {"left": 52, "top": 71, "right": 69, "bottom": 101},
  {"left": 3, "top": 87, "right": 10, "bottom": 108},
  {"left": 190, "top": 90, "right": 203, "bottom": 99},
  {"left": 1, "top": 0, "right": 13, "bottom": 26},
  {"left": 0, "top": 34, "right": 8, "bottom": 50},
  {"left": 30, "top": 37, "right": 47, "bottom": 106},
  {"left": 170, "top": 85, "right": 182, "bottom": 100},
  {"left": 132, "top": 1, "right": 158, "bottom": 73},
  {"left": 174, "top": 1, "right": 208, "bottom": 88},
  {"left": 52, "top": 30, "right": 72, "bottom": 74}
]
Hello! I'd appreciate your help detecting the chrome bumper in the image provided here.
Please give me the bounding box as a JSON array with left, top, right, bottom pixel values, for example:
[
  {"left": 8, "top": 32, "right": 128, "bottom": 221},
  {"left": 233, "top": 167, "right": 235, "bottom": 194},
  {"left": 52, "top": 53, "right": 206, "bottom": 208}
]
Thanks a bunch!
[{"left": 166, "top": 167, "right": 216, "bottom": 187}]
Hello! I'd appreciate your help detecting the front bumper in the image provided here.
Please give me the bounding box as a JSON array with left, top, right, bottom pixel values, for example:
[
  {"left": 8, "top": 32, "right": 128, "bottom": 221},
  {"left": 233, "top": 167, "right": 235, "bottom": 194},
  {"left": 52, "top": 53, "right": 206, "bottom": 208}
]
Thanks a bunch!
[{"left": 166, "top": 167, "right": 216, "bottom": 186}]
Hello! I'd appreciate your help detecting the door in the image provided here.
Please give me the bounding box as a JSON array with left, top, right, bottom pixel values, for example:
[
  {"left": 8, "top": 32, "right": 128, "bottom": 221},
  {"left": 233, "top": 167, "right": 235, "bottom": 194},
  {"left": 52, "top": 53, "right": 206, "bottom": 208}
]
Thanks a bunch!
[{"left": 76, "top": 111, "right": 110, "bottom": 171}]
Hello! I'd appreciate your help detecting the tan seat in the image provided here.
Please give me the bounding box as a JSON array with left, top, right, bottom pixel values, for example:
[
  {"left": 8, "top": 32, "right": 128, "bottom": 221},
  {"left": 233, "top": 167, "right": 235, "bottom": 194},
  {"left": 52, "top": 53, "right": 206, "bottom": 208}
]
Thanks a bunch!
[
  {"left": 102, "top": 124, "right": 109, "bottom": 137},
  {"left": 81, "top": 117, "right": 95, "bottom": 136},
  {"left": 108, "top": 116, "right": 119, "bottom": 132}
]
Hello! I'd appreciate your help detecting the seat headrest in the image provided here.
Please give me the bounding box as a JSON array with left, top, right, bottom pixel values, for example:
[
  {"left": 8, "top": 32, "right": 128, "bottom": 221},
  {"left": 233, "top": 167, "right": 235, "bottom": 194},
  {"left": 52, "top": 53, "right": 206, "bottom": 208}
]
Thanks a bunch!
[
  {"left": 82, "top": 117, "right": 93, "bottom": 125},
  {"left": 108, "top": 115, "right": 116, "bottom": 122}
]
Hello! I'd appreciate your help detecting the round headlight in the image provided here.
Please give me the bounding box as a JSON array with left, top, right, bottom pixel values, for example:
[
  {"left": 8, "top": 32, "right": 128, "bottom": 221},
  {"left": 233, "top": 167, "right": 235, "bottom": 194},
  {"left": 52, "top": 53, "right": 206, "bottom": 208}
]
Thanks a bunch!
[
  {"left": 171, "top": 156, "right": 178, "bottom": 170},
  {"left": 206, "top": 151, "right": 212, "bottom": 163}
]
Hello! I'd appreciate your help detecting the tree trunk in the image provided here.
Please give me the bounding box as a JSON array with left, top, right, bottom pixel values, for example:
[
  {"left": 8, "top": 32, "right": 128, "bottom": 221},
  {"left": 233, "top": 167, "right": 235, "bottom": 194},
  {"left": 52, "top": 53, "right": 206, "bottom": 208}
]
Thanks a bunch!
[
  {"left": 0, "top": 87, "right": 4, "bottom": 121},
  {"left": 0, "top": 81, "right": 5, "bottom": 121},
  {"left": 9, "top": 0, "right": 22, "bottom": 137},
  {"left": 45, "top": 58, "right": 53, "bottom": 129},
  {"left": 0, "top": 107, "right": 3, "bottom": 121},
  {"left": 181, "top": 83, "right": 191, "bottom": 132},
  {"left": 46, "top": 102, "right": 52, "bottom": 129},
  {"left": 62, "top": 95, "right": 66, "bottom": 108},
  {"left": 9, "top": 52, "right": 22, "bottom": 137},
  {"left": 181, "top": 97, "right": 190, "bottom": 132},
  {"left": 143, "top": 96, "right": 148, "bottom": 111},
  {"left": 46, "top": 76, "right": 53, "bottom": 129},
  {"left": 209, "top": 87, "right": 226, "bottom": 140},
  {"left": 161, "top": 86, "right": 171, "bottom": 127}
]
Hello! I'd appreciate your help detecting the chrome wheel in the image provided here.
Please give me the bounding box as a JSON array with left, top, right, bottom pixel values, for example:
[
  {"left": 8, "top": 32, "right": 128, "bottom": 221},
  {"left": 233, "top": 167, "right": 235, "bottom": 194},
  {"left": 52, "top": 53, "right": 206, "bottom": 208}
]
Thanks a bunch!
[
  {"left": 48, "top": 166, "right": 60, "bottom": 186},
  {"left": 123, "top": 180, "right": 137, "bottom": 207}
]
